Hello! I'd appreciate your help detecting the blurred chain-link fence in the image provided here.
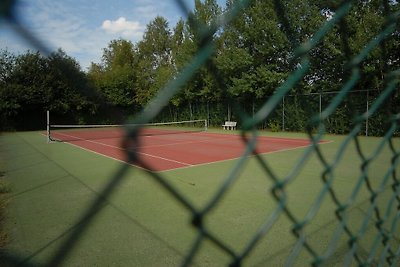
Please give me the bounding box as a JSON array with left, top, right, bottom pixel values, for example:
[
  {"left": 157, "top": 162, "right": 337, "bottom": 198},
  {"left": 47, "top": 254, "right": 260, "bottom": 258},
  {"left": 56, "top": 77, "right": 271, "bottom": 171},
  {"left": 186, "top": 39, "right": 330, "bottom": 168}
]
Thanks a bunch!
[{"left": 1, "top": 0, "right": 400, "bottom": 266}]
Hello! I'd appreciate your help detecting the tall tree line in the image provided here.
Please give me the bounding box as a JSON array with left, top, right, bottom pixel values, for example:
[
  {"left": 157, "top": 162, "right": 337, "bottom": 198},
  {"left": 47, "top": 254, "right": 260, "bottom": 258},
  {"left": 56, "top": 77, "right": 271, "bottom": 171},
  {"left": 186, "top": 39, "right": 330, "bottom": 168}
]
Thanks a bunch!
[
  {"left": 1, "top": 0, "right": 399, "bottom": 135},
  {"left": 0, "top": 49, "right": 97, "bottom": 129}
]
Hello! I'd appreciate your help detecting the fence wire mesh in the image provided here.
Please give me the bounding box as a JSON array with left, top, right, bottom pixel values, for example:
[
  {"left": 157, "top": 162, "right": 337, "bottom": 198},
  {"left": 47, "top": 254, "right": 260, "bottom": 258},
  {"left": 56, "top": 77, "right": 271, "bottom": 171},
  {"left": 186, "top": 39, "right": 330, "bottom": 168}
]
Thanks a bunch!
[{"left": 1, "top": 0, "right": 400, "bottom": 266}]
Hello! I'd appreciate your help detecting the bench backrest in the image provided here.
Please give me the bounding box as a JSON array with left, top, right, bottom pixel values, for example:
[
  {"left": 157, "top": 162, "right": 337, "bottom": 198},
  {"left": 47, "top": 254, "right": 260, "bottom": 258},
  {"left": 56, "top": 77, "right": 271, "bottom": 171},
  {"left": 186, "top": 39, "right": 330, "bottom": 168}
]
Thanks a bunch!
[{"left": 225, "top": 121, "right": 237, "bottom": 126}]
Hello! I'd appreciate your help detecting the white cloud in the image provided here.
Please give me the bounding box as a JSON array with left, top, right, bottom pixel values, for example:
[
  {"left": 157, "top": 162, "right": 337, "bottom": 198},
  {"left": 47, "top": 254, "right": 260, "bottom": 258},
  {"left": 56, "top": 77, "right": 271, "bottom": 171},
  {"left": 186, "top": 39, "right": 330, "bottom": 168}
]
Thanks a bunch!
[
  {"left": 102, "top": 17, "right": 144, "bottom": 38},
  {"left": 2, "top": 0, "right": 206, "bottom": 70}
]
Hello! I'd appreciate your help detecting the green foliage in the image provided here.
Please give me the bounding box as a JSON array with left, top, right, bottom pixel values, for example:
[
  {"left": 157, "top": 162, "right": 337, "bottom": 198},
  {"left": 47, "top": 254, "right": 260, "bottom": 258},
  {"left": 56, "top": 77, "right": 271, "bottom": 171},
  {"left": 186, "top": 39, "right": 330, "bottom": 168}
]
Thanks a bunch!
[
  {"left": 87, "top": 39, "right": 137, "bottom": 109},
  {"left": 1, "top": 1, "right": 398, "bottom": 135},
  {"left": 268, "top": 120, "right": 281, "bottom": 132},
  {"left": 0, "top": 49, "right": 96, "bottom": 129},
  {"left": 134, "top": 16, "right": 175, "bottom": 106}
]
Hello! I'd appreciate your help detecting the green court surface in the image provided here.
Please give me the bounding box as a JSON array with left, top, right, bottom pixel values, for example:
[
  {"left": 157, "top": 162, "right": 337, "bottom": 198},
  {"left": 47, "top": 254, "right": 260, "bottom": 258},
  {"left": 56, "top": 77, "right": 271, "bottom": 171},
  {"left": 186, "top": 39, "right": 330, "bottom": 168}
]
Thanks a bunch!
[{"left": 0, "top": 131, "right": 399, "bottom": 266}]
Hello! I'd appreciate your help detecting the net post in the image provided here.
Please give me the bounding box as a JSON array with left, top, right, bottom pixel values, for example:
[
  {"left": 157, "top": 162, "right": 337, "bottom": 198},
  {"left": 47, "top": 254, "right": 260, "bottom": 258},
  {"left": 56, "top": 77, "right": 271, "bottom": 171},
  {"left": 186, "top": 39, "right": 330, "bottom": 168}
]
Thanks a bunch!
[
  {"left": 47, "top": 110, "right": 50, "bottom": 143},
  {"left": 205, "top": 119, "right": 208, "bottom": 131}
]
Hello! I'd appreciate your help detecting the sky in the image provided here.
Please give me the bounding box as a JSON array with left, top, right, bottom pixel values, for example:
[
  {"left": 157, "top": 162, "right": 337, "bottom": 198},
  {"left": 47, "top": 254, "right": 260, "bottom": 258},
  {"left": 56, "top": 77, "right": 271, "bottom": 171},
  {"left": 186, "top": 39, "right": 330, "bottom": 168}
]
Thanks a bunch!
[{"left": 0, "top": 0, "right": 226, "bottom": 70}]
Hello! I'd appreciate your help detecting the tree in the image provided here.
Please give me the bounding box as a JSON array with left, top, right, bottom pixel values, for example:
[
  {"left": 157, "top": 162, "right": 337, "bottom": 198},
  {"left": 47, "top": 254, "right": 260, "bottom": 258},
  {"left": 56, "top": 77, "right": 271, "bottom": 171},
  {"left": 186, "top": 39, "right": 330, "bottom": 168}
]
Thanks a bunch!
[
  {"left": 87, "top": 39, "right": 138, "bottom": 108},
  {"left": 218, "top": 0, "right": 291, "bottom": 107},
  {"left": 136, "top": 16, "right": 174, "bottom": 106},
  {"left": 183, "top": 0, "right": 223, "bottom": 105},
  {"left": 102, "top": 39, "right": 137, "bottom": 70},
  {"left": 0, "top": 49, "right": 96, "bottom": 129},
  {"left": 0, "top": 49, "right": 15, "bottom": 84},
  {"left": 46, "top": 49, "right": 96, "bottom": 118},
  {"left": 0, "top": 50, "right": 19, "bottom": 129},
  {"left": 11, "top": 51, "right": 49, "bottom": 104}
]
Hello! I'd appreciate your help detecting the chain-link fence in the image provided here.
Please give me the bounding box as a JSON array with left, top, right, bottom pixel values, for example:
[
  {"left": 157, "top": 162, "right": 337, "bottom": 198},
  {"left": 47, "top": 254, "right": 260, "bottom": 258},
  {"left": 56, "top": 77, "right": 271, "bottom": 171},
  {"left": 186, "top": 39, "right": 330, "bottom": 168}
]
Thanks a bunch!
[
  {"left": 1, "top": 0, "right": 400, "bottom": 266},
  {"left": 155, "top": 89, "right": 396, "bottom": 137}
]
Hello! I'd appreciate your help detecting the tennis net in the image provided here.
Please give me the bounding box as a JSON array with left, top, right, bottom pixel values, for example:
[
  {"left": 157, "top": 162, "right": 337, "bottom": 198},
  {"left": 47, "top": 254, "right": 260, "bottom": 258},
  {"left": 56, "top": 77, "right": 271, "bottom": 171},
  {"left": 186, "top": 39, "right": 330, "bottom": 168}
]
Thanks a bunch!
[{"left": 47, "top": 118, "right": 208, "bottom": 142}]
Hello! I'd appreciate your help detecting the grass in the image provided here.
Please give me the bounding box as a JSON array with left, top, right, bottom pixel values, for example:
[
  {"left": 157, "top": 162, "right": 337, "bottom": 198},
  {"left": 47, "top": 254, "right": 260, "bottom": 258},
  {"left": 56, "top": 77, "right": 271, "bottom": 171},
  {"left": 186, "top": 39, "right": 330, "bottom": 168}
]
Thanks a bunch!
[
  {"left": 0, "top": 148, "right": 10, "bottom": 251},
  {"left": 0, "top": 130, "right": 399, "bottom": 266}
]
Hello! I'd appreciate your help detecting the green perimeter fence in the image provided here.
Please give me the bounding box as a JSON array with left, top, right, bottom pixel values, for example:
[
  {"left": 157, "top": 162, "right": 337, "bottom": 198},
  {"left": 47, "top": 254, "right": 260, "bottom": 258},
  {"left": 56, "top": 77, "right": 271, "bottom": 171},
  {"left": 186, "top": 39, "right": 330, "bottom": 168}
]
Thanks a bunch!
[
  {"left": 1, "top": 0, "right": 400, "bottom": 266},
  {"left": 155, "top": 89, "right": 398, "bottom": 137}
]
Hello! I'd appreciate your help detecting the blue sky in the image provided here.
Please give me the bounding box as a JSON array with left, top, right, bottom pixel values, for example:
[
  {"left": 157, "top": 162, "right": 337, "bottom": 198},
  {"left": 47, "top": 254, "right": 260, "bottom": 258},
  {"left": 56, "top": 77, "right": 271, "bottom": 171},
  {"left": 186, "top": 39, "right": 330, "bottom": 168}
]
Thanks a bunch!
[{"left": 0, "top": 0, "right": 226, "bottom": 70}]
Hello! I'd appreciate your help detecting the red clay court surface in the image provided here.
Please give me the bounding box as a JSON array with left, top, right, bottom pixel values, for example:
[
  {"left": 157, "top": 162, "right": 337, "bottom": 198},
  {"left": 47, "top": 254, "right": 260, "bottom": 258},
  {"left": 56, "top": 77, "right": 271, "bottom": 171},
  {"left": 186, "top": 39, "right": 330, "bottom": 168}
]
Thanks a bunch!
[{"left": 50, "top": 129, "right": 327, "bottom": 172}]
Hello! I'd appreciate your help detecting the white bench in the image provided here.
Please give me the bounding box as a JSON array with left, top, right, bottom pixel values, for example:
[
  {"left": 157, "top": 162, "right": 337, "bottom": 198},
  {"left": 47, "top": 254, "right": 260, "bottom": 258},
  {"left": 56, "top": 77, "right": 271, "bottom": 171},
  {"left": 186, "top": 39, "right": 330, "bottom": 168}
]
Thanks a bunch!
[{"left": 222, "top": 121, "right": 237, "bottom": 130}]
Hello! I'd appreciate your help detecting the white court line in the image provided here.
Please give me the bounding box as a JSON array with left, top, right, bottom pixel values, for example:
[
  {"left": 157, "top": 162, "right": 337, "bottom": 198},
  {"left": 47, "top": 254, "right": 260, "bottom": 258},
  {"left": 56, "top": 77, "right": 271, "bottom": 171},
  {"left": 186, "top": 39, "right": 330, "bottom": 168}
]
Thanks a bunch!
[
  {"left": 52, "top": 132, "right": 193, "bottom": 167},
  {"left": 159, "top": 140, "right": 335, "bottom": 172},
  {"left": 49, "top": 131, "right": 334, "bottom": 172},
  {"left": 53, "top": 131, "right": 219, "bottom": 149}
]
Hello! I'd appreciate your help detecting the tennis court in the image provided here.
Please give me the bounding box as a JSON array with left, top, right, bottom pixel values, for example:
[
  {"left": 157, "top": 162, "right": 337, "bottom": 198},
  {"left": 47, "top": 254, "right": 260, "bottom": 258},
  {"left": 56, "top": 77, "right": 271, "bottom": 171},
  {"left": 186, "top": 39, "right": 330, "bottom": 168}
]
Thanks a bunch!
[
  {"left": 2, "top": 131, "right": 398, "bottom": 266},
  {"left": 48, "top": 122, "right": 323, "bottom": 171},
  {"left": 1, "top": 0, "right": 399, "bottom": 265}
]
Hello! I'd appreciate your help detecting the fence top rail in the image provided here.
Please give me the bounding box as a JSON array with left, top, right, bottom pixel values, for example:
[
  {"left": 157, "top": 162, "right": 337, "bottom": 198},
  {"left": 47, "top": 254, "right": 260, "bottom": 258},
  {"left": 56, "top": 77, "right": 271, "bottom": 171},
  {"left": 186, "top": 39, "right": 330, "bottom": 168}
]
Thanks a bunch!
[{"left": 284, "top": 89, "right": 380, "bottom": 97}]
